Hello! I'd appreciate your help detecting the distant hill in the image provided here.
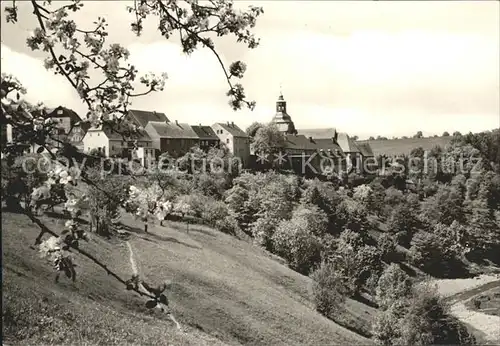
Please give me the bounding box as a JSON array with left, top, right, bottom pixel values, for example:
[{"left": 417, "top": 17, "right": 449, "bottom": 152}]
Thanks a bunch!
[{"left": 356, "top": 136, "right": 453, "bottom": 157}]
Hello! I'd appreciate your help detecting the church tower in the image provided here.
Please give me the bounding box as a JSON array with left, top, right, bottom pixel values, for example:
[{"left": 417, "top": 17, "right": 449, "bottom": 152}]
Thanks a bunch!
[{"left": 271, "top": 92, "right": 297, "bottom": 135}]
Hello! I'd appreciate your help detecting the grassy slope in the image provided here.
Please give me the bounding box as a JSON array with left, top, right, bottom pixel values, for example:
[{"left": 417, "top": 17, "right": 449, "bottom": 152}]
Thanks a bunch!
[{"left": 2, "top": 211, "right": 374, "bottom": 345}]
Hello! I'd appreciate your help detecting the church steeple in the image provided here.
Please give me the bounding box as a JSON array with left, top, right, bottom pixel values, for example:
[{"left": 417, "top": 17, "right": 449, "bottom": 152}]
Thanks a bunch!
[
  {"left": 276, "top": 93, "right": 287, "bottom": 114},
  {"left": 271, "top": 88, "right": 296, "bottom": 135}
]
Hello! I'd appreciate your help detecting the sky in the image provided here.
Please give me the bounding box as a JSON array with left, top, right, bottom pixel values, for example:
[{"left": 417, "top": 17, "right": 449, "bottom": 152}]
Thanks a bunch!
[{"left": 1, "top": 0, "right": 499, "bottom": 140}]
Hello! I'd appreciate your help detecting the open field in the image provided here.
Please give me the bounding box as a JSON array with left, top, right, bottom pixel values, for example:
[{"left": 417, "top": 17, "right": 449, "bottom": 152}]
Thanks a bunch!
[
  {"left": 356, "top": 136, "right": 453, "bottom": 157},
  {"left": 2, "top": 210, "right": 375, "bottom": 345}
]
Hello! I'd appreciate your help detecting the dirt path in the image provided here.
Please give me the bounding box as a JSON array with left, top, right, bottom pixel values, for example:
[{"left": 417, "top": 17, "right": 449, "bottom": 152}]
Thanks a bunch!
[
  {"left": 125, "top": 240, "right": 183, "bottom": 332},
  {"left": 450, "top": 299, "right": 500, "bottom": 342},
  {"left": 433, "top": 275, "right": 500, "bottom": 342}
]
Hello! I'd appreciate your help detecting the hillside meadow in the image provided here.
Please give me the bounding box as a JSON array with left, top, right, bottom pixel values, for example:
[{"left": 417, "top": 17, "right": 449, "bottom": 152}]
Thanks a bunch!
[{"left": 2, "top": 210, "right": 374, "bottom": 345}]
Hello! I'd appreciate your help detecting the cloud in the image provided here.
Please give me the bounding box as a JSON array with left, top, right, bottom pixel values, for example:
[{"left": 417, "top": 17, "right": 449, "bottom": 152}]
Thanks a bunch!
[
  {"left": 1, "top": 44, "right": 85, "bottom": 112},
  {"left": 239, "top": 27, "right": 499, "bottom": 137},
  {"left": 1, "top": 1, "right": 498, "bottom": 138}
]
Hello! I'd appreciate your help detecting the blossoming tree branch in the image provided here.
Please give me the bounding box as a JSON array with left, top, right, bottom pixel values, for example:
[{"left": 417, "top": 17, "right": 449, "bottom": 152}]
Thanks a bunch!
[{"left": 1, "top": 0, "right": 262, "bottom": 303}]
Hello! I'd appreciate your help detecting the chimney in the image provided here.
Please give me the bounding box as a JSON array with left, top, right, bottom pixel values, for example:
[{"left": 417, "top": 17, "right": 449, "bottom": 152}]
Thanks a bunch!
[
  {"left": 199, "top": 123, "right": 201, "bottom": 127},
  {"left": 309, "top": 136, "right": 313, "bottom": 142},
  {"left": 227, "top": 121, "right": 230, "bottom": 126},
  {"left": 175, "top": 120, "right": 179, "bottom": 125},
  {"left": 231, "top": 121, "right": 234, "bottom": 126}
]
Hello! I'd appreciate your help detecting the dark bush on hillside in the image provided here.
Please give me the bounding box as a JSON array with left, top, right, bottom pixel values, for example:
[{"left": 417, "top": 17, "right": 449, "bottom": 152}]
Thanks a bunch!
[
  {"left": 339, "top": 198, "right": 368, "bottom": 233},
  {"left": 272, "top": 214, "right": 323, "bottom": 274},
  {"left": 372, "top": 283, "right": 476, "bottom": 345},
  {"left": 214, "top": 215, "right": 239, "bottom": 235},
  {"left": 200, "top": 199, "right": 229, "bottom": 225},
  {"left": 408, "top": 228, "right": 466, "bottom": 277},
  {"left": 325, "top": 230, "right": 383, "bottom": 297},
  {"left": 251, "top": 215, "right": 279, "bottom": 250},
  {"left": 377, "top": 233, "right": 399, "bottom": 263},
  {"left": 384, "top": 187, "right": 404, "bottom": 208},
  {"left": 193, "top": 172, "right": 228, "bottom": 199},
  {"left": 291, "top": 204, "right": 328, "bottom": 237},
  {"left": 310, "top": 261, "right": 347, "bottom": 319},
  {"left": 386, "top": 195, "right": 421, "bottom": 247},
  {"left": 420, "top": 185, "right": 466, "bottom": 226},
  {"left": 375, "top": 264, "right": 412, "bottom": 310}
]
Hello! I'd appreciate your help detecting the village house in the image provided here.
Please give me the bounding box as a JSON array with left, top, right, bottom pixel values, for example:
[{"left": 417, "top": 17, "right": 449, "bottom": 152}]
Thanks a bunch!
[
  {"left": 5, "top": 106, "right": 89, "bottom": 154},
  {"left": 212, "top": 122, "right": 251, "bottom": 167},
  {"left": 145, "top": 120, "right": 200, "bottom": 158},
  {"left": 44, "top": 106, "right": 90, "bottom": 151},
  {"left": 191, "top": 124, "right": 220, "bottom": 150},
  {"left": 82, "top": 123, "right": 154, "bottom": 162},
  {"left": 80, "top": 108, "right": 167, "bottom": 164}
]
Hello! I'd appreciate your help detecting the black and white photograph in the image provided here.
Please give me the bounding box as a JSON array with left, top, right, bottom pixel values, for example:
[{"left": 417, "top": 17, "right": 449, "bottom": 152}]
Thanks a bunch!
[{"left": 1, "top": 0, "right": 499, "bottom": 345}]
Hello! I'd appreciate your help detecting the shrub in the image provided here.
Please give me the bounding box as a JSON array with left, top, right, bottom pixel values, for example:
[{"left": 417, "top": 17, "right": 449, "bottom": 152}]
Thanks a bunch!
[
  {"left": 375, "top": 264, "right": 412, "bottom": 310},
  {"left": 378, "top": 233, "right": 399, "bottom": 263},
  {"left": 373, "top": 283, "right": 476, "bottom": 346},
  {"left": 291, "top": 204, "right": 328, "bottom": 237},
  {"left": 340, "top": 198, "right": 368, "bottom": 232},
  {"left": 326, "top": 230, "right": 383, "bottom": 297},
  {"left": 420, "top": 185, "right": 466, "bottom": 226},
  {"left": 310, "top": 261, "right": 347, "bottom": 319},
  {"left": 251, "top": 216, "right": 279, "bottom": 250},
  {"left": 272, "top": 218, "right": 322, "bottom": 274},
  {"left": 384, "top": 187, "right": 404, "bottom": 208},
  {"left": 200, "top": 199, "right": 230, "bottom": 226},
  {"left": 193, "top": 172, "right": 228, "bottom": 199},
  {"left": 214, "top": 215, "right": 239, "bottom": 235},
  {"left": 386, "top": 201, "right": 420, "bottom": 248},
  {"left": 409, "top": 226, "right": 465, "bottom": 276},
  {"left": 174, "top": 194, "right": 205, "bottom": 218}
]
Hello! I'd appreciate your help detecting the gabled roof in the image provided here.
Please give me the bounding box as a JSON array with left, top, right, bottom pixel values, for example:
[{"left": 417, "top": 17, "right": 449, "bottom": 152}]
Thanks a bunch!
[
  {"left": 191, "top": 125, "right": 219, "bottom": 140},
  {"left": 128, "top": 109, "right": 169, "bottom": 128},
  {"left": 336, "top": 132, "right": 360, "bottom": 153},
  {"left": 297, "top": 128, "right": 337, "bottom": 139},
  {"left": 214, "top": 122, "right": 248, "bottom": 138},
  {"left": 86, "top": 123, "right": 151, "bottom": 142},
  {"left": 146, "top": 121, "right": 199, "bottom": 139},
  {"left": 283, "top": 134, "right": 319, "bottom": 151},
  {"left": 356, "top": 142, "right": 374, "bottom": 157},
  {"left": 282, "top": 135, "right": 344, "bottom": 157},
  {"left": 313, "top": 138, "right": 345, "bottom": 157},
  {"left": 47, "top": 106, "right": 82, "bottom": 123}
]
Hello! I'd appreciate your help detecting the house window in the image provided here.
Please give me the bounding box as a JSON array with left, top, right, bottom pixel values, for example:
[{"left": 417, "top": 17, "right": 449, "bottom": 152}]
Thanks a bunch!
[
  {"left": 226, "top": 138, "right": 229, "bottom": 144},
  {"left": 97, "top": 132, "right": 100, "bottom": 136}
]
